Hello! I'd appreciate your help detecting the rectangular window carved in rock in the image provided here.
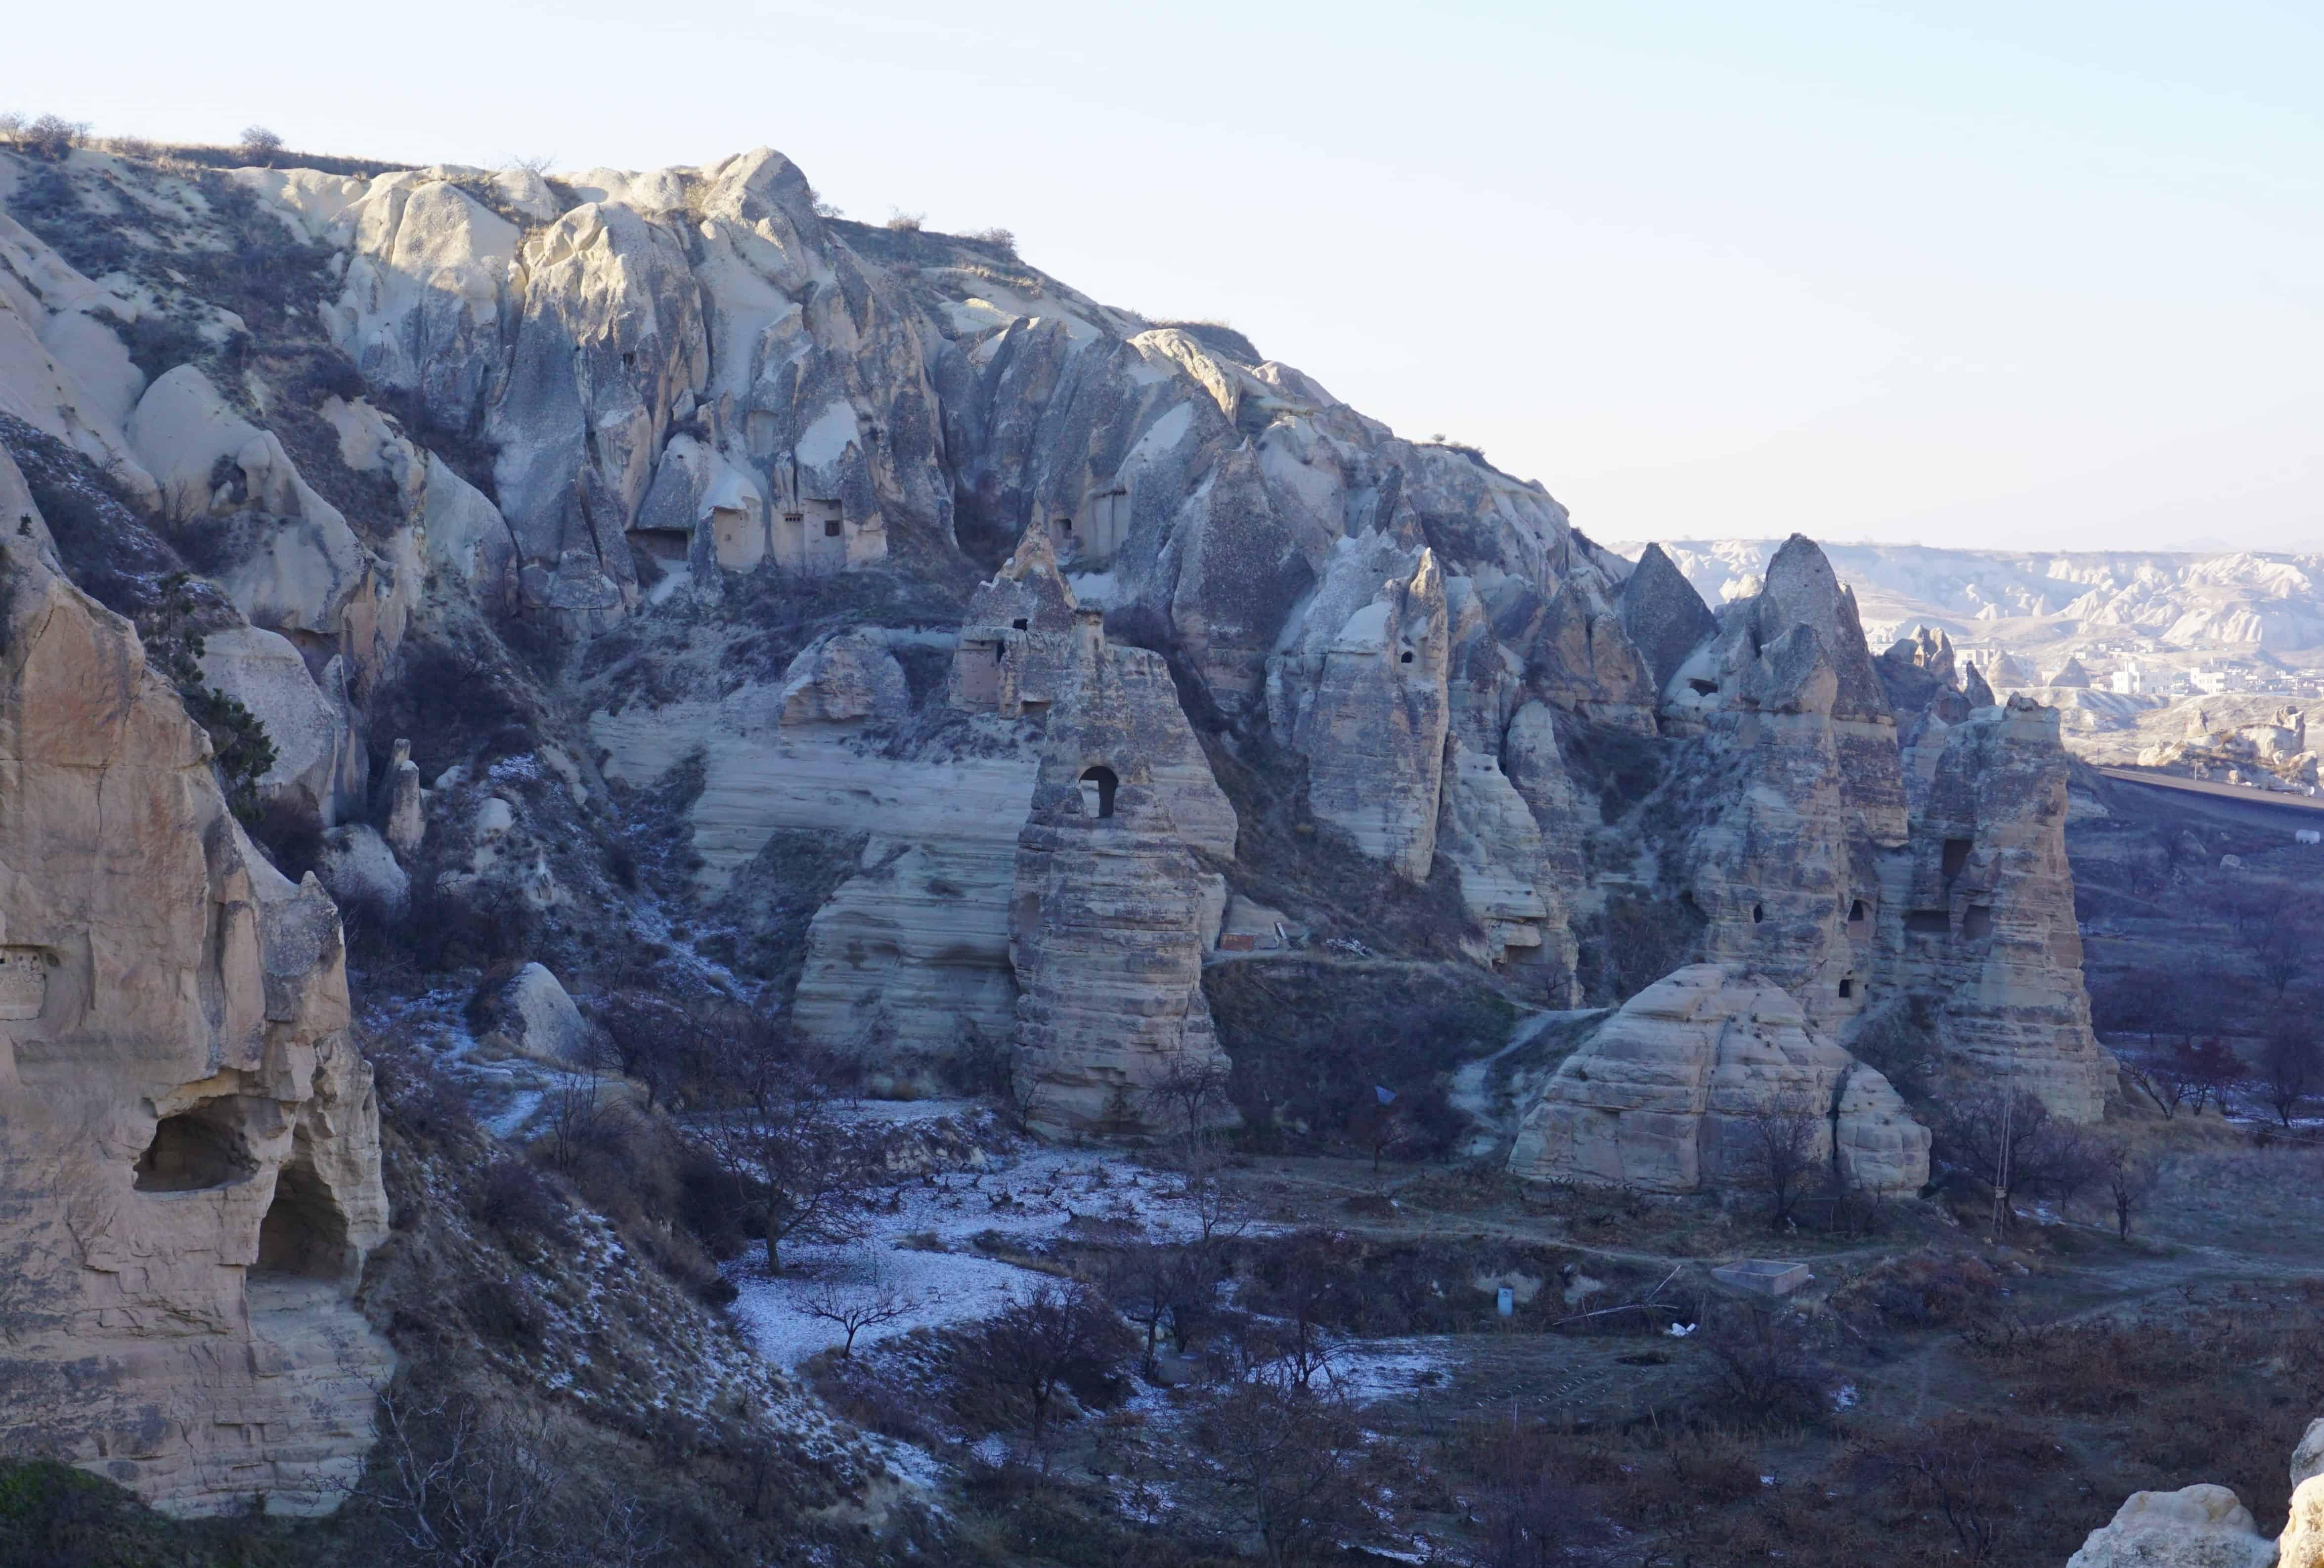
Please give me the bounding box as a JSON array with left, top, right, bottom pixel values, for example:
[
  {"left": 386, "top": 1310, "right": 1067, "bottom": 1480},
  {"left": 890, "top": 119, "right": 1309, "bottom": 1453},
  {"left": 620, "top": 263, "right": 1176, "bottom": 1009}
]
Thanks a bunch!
[{"left": 0, "top": 947, "right": 47, "bottom": 1020}]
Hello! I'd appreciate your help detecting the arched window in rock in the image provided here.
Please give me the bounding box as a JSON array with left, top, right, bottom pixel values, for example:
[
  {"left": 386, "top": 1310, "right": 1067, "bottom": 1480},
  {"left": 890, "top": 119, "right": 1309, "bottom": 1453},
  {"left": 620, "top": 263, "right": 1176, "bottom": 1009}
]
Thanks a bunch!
[{"left": 1079, "top": 765, "right": 1119, "bottom": 820}]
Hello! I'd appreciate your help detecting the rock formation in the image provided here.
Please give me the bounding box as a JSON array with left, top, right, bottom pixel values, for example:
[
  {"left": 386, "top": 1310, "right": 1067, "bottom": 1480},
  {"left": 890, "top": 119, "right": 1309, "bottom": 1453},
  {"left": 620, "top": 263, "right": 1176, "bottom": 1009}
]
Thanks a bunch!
[
  {"left": 2063, "top": 1485, "right": 2278, "bottom": 1568},
  {"left": 0, "top": 538, "right": 391, "bottom": 1516},
  {"left": 1506, "top": 964, "right": 1929, "bottom": 1196},
  {"left": 1882, "top": 696, "right": 2113, "bottom": 1120},
  {"left": 1009, "top": 699, "right": 1230, "bottom": 1137}
]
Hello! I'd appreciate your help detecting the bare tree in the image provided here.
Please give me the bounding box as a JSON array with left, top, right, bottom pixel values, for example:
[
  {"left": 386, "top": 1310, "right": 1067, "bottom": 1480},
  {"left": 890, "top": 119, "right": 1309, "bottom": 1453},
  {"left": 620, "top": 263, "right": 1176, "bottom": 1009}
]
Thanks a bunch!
[
  {"left": 2223, "top": 884, "right": 2324, "bottom": 1001},
  {"left": 19, "top": 114, "right": 88, "bottom": 161},
  {"left": 962, "top": 1280, "right": 1135, "bottom": 1467},
  {"left": 1460, "top": 1429, "right": 1610, "bottom": 1568},
  {"left": 540, "top": 1070, "right": 607, "bottom": 1170},
  {"left": 596, "top": 990, "right": 705, "bottom": 1110},
  {"left": 1940, "top": 1090, "right": 2101, "bottom": 1227},
  {"left": 1144, "top": 1045, "right": 1233, "bottom": 1148},
  {"left": 237, "top": 125, "right": 285, "bottom": 166},
  {"left": 2262, "top": 1013, "right": 2321, "bottom": 1128},
  {"left": 1193, "top": 1358, "right": 1373, "bottom": 1568},
  {"left": 1741, "top": 1089, "right": 1825, "bottom": 1229},
  {"left": 351, "top": 1391, "right": 564, "bottom": 1568},
  {"left": 2101, "top": 1141, "right": 2163, "bottom": 1240},
  {"left": 803, "top": 1252, "right": 927, "bottom": 1358}
]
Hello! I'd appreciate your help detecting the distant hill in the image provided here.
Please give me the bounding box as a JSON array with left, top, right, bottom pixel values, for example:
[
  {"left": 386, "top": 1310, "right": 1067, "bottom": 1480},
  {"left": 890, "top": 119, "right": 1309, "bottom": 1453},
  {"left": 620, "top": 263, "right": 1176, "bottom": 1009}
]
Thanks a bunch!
[{"left": 1617, "top": 540, "right": 2324, "bottom": 653}]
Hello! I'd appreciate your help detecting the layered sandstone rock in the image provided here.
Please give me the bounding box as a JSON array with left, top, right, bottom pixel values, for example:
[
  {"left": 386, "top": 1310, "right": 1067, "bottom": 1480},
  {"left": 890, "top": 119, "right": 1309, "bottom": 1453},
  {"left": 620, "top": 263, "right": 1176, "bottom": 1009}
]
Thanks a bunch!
[
  {"left": 1879, "top": 696, "right": 2113, "bottom": 1121},
  {"left": 1009, "top": 713, "right": 1229, "bottom": 1138},
  {"left": 0, "top": 539, "right": 391, "bottom": 1516},
  {"left": 1506, "top": 965, "right": 1929, "bottom": 1196}
]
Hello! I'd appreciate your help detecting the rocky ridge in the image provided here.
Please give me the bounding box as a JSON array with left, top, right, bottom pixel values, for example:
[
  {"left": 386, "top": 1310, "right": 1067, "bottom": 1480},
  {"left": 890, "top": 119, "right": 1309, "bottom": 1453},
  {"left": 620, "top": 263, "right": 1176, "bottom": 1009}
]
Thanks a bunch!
[{"left": 0, "top": 135, "right": 2119, "bottom": 1515}]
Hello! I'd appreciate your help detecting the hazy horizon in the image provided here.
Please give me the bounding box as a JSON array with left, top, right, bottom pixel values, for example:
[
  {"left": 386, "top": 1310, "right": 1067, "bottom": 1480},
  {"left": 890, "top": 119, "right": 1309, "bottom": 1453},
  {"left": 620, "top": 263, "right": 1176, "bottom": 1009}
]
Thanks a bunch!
[{"left": 10, "top": 0, "right": 2318, "bottom": 554}]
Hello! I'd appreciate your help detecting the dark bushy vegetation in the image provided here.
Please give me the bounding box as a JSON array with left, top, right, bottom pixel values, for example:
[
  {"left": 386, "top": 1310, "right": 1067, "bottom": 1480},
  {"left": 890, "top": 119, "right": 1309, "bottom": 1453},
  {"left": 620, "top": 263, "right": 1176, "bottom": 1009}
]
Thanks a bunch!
[{"left": 1205, "top": 962, "right": 1513, "bottom": 1153}]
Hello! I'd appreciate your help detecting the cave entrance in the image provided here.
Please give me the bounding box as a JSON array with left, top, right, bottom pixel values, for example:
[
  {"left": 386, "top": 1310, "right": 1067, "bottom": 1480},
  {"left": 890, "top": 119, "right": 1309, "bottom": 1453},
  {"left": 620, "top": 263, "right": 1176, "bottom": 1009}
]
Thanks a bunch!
[
  {"left": 134, "top": 1102, "right": 257, "bottom": 1192},
  {"left": 1941, "top": 838, "right": 1973, "bottom": 882},
  {"left": 255, "top": 1150, "right": 351, "bottom": 1281},
  {"left": 1079, "top": 765, "right": 1119, "bottom": 820}
]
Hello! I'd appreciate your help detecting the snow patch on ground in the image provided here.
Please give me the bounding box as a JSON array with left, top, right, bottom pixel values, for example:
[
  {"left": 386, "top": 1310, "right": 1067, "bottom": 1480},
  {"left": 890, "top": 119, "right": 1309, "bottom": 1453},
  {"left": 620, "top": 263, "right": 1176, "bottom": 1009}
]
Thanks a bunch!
[{"left": 726, "top": 1147, "right": 1216, "bottom": 1368}]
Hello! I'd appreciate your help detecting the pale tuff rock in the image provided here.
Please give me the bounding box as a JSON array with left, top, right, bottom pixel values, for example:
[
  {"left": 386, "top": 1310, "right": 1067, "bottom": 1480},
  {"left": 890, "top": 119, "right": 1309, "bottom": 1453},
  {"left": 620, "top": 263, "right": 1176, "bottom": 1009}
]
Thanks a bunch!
[
  {"left": 315, "top": 824, "right": 410, "bottom": 922},
  {"left": 1268, "top": 536, "right": 1450, "bottom": 879},
  {"left": 1009, "top": 703, "right": 1230, "bottom": 1138},
  {"left": 2062, "top": 1486, "right": 2277, "bottom": 1568},
  {"left": 0, "top": 539, "right": 390, "bottom": 1517},
  {"left": 1880, "top": 696, "right": 2112, "bottom": 1122},
  {"left": 1681, "top": 620, "right": 1866, "bottom": 1034},
  {"left": 1506, "top": 964, "right": 1929, "bottom": 1197},
  {"left": 319, "top": 393, "right": 515, "bottom": 591},
  {"left": 383, "top": 737, "right": 424, "bottom": 858},
  {"left": 1518, "top": 569, "right": 1659, "bottom": 734},
  {"left": 196, "top": 624, "right": 367, "bottom": 824},
  {"left": 475, "top": 962, "right": 595, "bottom": 1062},
  {"left": 1757, "top": 534, "right": 1907, "bottom": 847},
  {"left": 779, "top": 630, "right": 910, "bottom": 729},
  {"left": 0, "top": 208, "right": 160, "bottom": 505},
  {"left": 1439, "top": 739, "right": 1575, "bottom": 997},
  {"left": 950, "top": 526, "right": 1236, "bottom": 859},
  {"left": 1501, "top": 698, "right": 1597, "bottom": 920},
  {"left": 2053, "top": 656, "right": 2094, "bottom": 688},
  {"left": 492, "top": 201, "right": 707, "bottom": 617}
]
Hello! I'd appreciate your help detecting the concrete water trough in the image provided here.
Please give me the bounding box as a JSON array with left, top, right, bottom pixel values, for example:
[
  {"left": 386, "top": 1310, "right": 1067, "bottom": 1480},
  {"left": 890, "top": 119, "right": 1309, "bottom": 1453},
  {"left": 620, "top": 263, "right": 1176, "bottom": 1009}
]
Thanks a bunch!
[{"left": 1711, "top": 1260, "right": 1812, "bottom": 1297}]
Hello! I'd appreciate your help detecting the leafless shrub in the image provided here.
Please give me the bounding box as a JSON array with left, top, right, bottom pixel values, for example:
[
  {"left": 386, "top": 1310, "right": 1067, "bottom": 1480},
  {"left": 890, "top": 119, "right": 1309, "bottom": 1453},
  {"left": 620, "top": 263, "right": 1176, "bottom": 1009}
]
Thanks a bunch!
[
  {"left": 2101, "top": 1140, "right": 2163, "bottom": 1240},
  {"left": 966, "top": 226, "right": 1017, "bottom": 256},
  {"left": 1191, "top": 1358, "right": 1374, "bottom": 1568},
  {"left": 1739, "top": 1088, "right": 1825, "bottom": 1228},
  {"left": 237, "top": 125, "right": 285, "bottom": 166},
  {"left": 884, "top": 209, "right": 924, "bottom": 232},
  {"left": 687, "top": 1026, "right": 879, "bottom": 1270},
  {"left": 954, "top": 1279, "right": 1135, "bottom": 1465},
  {"left": 505, "top": 152, "right": 557, "bottom": 175},
  {"left": 1702, "top": 1305, "right": 1830, "bottom": 1428},
  {"left": 2262, "top": 1011, "right": 2321, "bottom": 1127},
  {"left": 1858, "top": 1415, "right": 2037, "bottom": 1567},
  {"left": 1938, "top": 1089, "right": 2101, "bottom": 1227},
  {"left": 19, "top": 114, "right": 88, "bottom": 161},
  {"left": 803, "top": 1251, "right": 928, "bottom": 1358},
  {"left": 540, "top": 1071, "right": 609, "bottom": 1171},
  {"left": 349, "top": 1391, "right": 667, "bottom": 1567}
]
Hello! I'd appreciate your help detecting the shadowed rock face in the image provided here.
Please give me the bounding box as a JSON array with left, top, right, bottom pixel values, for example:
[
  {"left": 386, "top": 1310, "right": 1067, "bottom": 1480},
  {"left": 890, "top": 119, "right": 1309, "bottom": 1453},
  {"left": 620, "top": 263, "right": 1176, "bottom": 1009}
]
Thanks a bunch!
[
  {"left": 1620, "top": 542, "right": 1718, "bottom": 697},
  {"left": 1506, "top": 964, "right": 1929, "bottom": 1196},
  {"left": 0, "top": 541, "right": 390, "bottom": 1518}
]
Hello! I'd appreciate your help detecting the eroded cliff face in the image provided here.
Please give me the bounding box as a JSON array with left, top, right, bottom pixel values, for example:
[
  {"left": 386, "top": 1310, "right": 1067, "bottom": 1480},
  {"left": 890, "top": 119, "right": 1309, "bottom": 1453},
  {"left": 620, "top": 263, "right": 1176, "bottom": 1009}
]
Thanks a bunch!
[
  {"left": 1880, "top": 694, "right": 2113, "bottom": 1120},
  {"left": 0, "top": 539, "right": 390, "bottom": 1517}
]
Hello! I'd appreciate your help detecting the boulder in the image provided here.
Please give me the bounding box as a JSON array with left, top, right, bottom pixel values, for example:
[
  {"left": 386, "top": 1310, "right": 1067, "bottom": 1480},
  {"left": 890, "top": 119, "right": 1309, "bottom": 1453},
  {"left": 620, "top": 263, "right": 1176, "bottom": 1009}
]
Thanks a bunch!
[
  {"left": 1506, "top": 964, "right": 1929, "bottom": 1196},
  {"left": 316, "top": 824, "right": 409, "bottom": 922},
  {"left": 779, "top": 630, "right": 909, "bottom": 729},
  {"left": 477, "top": 962, "right": 594, "bottom": 1063},
  {"left": 2062, "top": 1485, "right": 2276, "bottom": 1568},
  {"left": 195, "top": 624, "right": 367, "bottom": 824}
]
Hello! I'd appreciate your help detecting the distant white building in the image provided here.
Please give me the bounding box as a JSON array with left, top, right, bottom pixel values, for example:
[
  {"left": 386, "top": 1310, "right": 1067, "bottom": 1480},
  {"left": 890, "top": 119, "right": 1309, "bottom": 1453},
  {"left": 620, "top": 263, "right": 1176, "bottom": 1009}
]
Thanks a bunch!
[
  {"left": 2108, "top": 663, "right": 2151, "bottom": 695},
  {"left": 2192, "top": 668, "right": 2238, "bottom": 695}
]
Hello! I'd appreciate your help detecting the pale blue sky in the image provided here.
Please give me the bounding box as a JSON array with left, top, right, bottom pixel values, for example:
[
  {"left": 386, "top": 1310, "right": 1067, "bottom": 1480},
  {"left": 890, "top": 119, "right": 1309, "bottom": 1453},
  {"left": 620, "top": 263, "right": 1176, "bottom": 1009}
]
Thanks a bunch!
[{"left": 9, "top": 0, "right": 2320, "bottom": 550}]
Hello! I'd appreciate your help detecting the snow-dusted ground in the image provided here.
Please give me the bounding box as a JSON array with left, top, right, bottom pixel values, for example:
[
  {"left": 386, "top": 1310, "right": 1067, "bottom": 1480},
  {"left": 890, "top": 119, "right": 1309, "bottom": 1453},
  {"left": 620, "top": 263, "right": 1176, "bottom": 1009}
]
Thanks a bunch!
[{"left": 725, "top": 1134, "right": 1216, "bottom": 1368}]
